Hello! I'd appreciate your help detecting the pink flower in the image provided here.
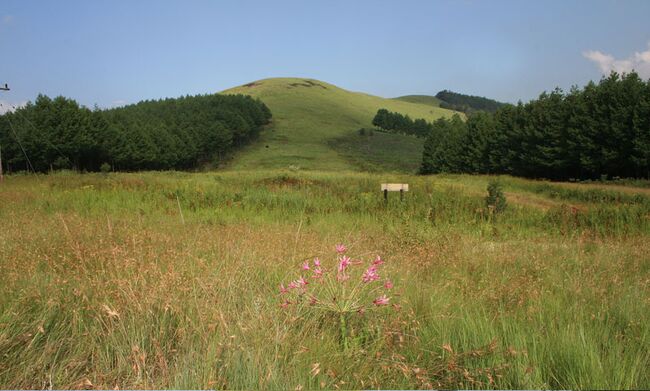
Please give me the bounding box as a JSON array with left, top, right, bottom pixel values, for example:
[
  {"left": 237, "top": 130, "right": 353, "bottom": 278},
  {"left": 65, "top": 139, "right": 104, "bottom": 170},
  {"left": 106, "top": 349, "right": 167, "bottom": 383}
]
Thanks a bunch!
[
  {"left": 288, "top": 277, "right": 308, "bottom": 295},
  {"left": 372, "top": 255, "right": 384, "bottom": 266},
  {"left": 280, "top": 283, "right": 289, "bottom": 294},
  {"left": 337, "top": 273, "right": 350, "bottom": 282},
  {"left": 312, "top": 267, "right": 323, "bottom": 278},
  {"left": 280, "top": 299, "right": 292, "bottom": 308},
  {"left": 302, "top": 261, "right": 310, "bottom": 271},
  {"left": 384, "top": 279, "right": 393, "bottom": 289},
  {"left": 335, "top": 244, "right": 347, "bottom": 254},
  {"left": 362, "top": 265, "right": 380, "bottom": 283},
  {"left": 338, "top": 255, "right": 351, "bottom": 273},
  {"left": 373, "top": 295, "right": 390, "bottom": 306},
  {"left": 313, "top": 258, "right": 321, "bottom": 267}
]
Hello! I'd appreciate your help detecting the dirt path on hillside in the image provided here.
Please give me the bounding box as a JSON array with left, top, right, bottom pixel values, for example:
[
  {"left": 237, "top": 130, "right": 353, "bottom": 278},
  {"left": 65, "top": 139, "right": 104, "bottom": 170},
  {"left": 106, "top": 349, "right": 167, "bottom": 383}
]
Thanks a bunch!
[
  {"left": 552, "top": 182, "right": 650, "bottom": 196},
  {"left": 503, "top": 191, "right": 570, "bottom": 211},
  {"left": 457, "top": 185, "right": 580, "bottom": 211},
  {"left": 437, "top": 177, "right": 650, "bottom": 212}
]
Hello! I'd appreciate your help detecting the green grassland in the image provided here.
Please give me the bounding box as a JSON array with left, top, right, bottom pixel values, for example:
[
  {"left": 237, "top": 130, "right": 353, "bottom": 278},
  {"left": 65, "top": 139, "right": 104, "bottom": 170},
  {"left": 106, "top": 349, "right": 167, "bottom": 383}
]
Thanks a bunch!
[
  {"left": 393, "top": 94, "right": 442, "bottom": 107},
  {"left": 1, "top": 170, "right": 649, "bottom": 389},
  {"left": 328, "top": 131, "right": 425, "bottom": 173},
  {"left": 221, "top": 78, "right": 457, "bottom": 172}
]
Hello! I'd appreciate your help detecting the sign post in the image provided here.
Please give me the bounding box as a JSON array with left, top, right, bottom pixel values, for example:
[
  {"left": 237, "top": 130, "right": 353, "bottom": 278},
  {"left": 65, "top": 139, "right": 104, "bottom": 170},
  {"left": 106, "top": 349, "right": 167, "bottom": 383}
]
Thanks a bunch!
[{"left": 381, "top": 183, "right": 409, "bottom": 202}]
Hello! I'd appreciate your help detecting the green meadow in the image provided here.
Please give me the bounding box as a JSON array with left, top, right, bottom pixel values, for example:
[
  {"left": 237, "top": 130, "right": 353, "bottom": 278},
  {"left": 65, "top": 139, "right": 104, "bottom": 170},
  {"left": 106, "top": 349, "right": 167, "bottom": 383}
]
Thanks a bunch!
[{"left": 1, "top": 170, "right": 649, "bottom": 389}]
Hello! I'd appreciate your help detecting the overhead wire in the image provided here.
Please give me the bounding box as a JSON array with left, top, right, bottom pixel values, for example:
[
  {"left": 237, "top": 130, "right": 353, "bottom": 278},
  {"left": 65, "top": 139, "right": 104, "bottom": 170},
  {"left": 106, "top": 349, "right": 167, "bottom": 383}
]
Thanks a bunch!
[
  {"left": 2, "top": 111, "right": 35, "bottom": 173},
  {"left": 6, "top": 102, "right": 70, "bottom": 164},
  {"left": 1, "top": 102, "right": 73, "bottom": 172}
]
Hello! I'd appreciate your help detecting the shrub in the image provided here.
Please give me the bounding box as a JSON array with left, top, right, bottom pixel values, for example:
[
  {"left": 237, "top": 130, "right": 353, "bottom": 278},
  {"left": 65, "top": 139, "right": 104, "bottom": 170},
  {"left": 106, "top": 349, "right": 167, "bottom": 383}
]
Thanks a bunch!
[{"left": 485, "top": 180, "right": 507, "bottom": 214}]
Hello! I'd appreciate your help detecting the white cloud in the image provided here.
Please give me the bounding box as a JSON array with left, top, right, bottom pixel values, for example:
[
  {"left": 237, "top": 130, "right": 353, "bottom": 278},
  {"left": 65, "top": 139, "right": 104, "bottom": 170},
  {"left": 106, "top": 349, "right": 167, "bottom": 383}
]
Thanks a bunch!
[
  {"left": 0, "top": 100, "right": 27, "bottom": 115},
  {"left": 583, "top": 42, "right": 650, "bottom": 79},
  {"left": 583, "top": 50, "right": 615, "bottom": 73}
]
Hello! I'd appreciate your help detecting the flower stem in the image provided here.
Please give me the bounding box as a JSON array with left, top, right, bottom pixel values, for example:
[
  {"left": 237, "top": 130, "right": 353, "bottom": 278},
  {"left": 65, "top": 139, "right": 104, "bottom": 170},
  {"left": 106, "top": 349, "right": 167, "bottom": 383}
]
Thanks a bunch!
[{"left": 339, "top": 312, "right": 349, "bottom": 351}]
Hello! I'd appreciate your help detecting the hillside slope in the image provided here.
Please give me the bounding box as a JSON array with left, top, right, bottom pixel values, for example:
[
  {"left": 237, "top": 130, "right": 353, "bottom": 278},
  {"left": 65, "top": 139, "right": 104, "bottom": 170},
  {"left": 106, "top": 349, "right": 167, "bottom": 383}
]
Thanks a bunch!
[
  {"left": 393, "top": 94, "right": 442, "bottom": 107},
  {"left": 220, "top": 78, "right": 458, "bottom": 171}
]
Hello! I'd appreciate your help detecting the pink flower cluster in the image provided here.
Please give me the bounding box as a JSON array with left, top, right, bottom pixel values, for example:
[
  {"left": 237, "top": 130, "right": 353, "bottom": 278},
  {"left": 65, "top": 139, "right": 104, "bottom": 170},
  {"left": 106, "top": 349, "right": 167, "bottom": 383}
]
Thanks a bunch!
[
  {"left": 279, "top": 244, "right": 394, "bottom": 310},
  {"left": 302, "top": 258, "right": 324, "bottom": 278},
  {"left": 361, "top": 256, "right": 384, "bottom": 282},
  {"left": 373, "top": 295, "right": 390, "bottom": 306}
]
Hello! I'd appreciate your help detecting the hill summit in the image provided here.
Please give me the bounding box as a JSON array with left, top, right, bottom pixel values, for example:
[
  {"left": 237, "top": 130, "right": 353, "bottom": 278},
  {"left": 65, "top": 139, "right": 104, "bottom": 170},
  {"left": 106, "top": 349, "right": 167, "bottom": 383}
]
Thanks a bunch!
[{"left": 220, "top": 78, "right": 458, "bottom": 172}]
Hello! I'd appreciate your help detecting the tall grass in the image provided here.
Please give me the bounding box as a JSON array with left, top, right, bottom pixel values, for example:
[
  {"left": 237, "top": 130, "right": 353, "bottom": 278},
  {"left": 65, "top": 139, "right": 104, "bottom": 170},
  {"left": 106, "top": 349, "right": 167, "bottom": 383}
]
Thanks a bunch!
[{"left": 0, "top": 171, "right": 648, "bottom": 389}]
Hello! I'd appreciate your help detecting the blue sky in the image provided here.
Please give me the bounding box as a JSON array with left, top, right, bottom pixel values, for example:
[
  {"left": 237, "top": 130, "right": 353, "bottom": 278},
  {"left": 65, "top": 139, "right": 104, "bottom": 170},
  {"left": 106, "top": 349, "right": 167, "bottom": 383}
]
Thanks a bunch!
[{"left": 1, "top": 0, "right": 650, "bottom": 111}]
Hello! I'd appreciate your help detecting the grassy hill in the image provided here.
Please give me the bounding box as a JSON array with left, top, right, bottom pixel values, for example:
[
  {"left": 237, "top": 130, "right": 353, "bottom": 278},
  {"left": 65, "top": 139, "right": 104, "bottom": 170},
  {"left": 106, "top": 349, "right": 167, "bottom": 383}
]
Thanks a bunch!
[
  {"left": 393, "top": 94, "right": 442, "bottom": 107},
  {"left": 220, "top": 78, "right": 458, "bottom": 172}
]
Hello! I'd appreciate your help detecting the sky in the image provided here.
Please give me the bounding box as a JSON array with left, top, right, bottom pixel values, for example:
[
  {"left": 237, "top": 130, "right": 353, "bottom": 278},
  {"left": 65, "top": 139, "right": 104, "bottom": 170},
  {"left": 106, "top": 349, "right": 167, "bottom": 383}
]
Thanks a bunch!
[{"left": 1, "top": 0, "right": 650, "bottom": 112}]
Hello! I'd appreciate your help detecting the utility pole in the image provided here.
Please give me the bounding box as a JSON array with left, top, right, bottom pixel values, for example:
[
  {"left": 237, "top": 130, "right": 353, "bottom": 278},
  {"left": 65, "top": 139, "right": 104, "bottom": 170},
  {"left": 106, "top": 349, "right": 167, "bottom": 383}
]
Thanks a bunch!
[{"left": 0, "top": 82, "right": 9, "bottom": 181}]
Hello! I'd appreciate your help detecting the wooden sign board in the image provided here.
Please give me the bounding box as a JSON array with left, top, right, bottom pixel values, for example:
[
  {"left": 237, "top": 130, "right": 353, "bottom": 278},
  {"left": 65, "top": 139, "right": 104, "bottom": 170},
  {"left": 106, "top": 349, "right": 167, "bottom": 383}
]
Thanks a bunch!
[
  {"left": 381, "top": 183, "right": 409, "bottom": 192},
  {"left": 381, "top": 183, "right": 409, "bottom": 201}
]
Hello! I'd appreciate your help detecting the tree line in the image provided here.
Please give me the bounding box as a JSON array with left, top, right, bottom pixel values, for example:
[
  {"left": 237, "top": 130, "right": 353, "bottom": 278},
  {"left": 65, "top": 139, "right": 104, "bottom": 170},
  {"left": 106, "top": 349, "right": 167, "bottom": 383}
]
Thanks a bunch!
[
  {"left": 0, "top": 93, "right": 271, "bottom": 172},
  {"left": 420, "top": 72, "right": 650, "bottom": 180},
  {"left": 371, "top": 109, "right": 432, "bottom": 138},
  {"left": 435, "top": 90, "right": 506, "bottom": 114}
]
